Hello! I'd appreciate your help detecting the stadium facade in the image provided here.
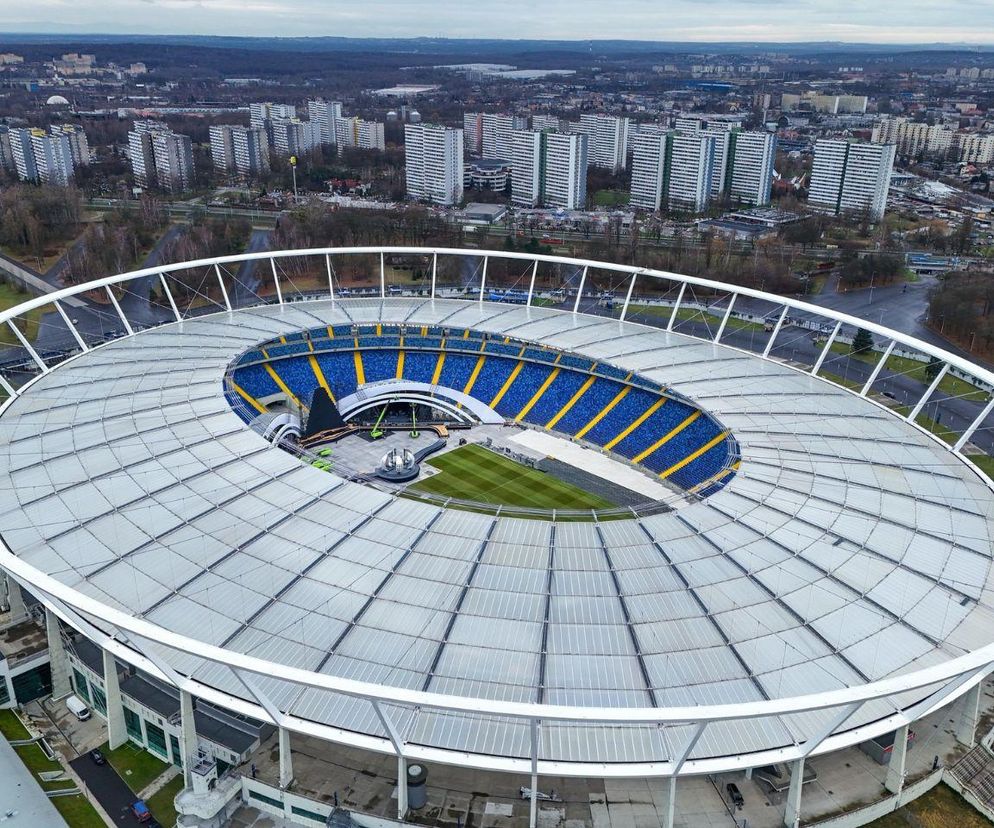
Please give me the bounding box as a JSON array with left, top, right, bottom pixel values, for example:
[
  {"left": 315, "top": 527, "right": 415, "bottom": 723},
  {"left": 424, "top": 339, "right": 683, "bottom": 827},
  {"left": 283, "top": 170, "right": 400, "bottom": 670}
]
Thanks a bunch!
[{"left": 1, "top": 248, "right": 994, "bottom": 828}]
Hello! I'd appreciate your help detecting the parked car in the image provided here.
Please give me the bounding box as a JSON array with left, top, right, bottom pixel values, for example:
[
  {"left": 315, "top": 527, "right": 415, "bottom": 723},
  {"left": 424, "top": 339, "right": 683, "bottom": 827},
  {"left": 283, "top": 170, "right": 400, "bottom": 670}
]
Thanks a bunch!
[
  {"left": 89, "top": 749, "right": 106, "bottom": 765},
  {"left": 726, "top": 782, "right": 744, "bottom": 809},
  {"left": 131, "top": 800, "right": 151, "bottom": 822},
  {"left": 66, "top": 695, "right": 91, "bottom": 721}
]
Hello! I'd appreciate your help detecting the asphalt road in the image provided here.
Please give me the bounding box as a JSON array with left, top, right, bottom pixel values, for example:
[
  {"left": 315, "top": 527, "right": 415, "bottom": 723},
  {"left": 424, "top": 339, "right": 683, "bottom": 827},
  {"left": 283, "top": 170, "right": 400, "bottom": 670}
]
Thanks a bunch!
[{"left": 70, "top": 753, "right": 142, "bottom": 826}]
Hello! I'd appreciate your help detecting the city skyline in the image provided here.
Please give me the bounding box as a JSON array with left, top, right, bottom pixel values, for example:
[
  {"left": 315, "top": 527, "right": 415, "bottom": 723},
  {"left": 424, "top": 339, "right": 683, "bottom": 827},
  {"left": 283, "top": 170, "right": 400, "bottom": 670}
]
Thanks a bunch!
[{"left": 2, "top": 0, "right": 993, "bottom": 44}]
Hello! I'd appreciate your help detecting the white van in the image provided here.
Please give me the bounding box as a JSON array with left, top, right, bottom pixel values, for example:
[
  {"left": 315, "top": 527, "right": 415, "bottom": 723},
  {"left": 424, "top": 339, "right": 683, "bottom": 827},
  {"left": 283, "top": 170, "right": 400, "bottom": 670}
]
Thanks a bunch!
[{"left": 66, "top": 695, "right": 91, "bottom": 721}]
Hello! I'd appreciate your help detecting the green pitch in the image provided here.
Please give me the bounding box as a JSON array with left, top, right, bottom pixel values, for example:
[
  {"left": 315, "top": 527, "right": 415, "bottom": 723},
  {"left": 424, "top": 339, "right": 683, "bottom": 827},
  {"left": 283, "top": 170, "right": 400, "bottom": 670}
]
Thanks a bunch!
[{"left": 406, "top": 443, "right": 615, "bottom": 511}]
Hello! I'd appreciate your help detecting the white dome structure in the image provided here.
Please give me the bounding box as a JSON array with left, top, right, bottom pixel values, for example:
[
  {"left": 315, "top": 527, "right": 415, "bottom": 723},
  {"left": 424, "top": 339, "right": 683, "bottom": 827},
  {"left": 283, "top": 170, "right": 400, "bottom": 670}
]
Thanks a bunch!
[{"left": 45, "top": 94, "right": 70, "bottom": 106}]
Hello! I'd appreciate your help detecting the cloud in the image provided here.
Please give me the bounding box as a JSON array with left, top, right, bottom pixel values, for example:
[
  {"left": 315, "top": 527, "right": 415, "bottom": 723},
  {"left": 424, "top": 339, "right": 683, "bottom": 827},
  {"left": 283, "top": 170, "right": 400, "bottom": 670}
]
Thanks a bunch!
[{"left": 2, "top": 0, "right": 993, "bottom": 42}]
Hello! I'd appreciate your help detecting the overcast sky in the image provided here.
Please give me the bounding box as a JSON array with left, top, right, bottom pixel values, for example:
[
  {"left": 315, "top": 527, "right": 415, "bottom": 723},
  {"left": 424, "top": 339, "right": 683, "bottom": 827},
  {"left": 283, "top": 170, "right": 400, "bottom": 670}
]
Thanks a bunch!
[{"left": 3, "top": 0, "right": 993, "bottom": 44}]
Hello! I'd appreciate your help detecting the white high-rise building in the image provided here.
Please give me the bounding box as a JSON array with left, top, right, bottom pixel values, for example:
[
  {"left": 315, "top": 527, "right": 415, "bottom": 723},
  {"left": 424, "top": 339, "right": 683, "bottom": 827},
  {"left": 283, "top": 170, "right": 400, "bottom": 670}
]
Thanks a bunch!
[
  {"left": 630, "top": 127, "right": 775, "bottom": 212},
  {"left": 463, "top": 113, "right": 527, "bottom": 159},
  {"left": 809, "top": 139, "right": 894, "bottom": 221},
  {"left": 509, "top": 130, "right": 587, "bottom": 209},
  {"left": 404, "top": 123, "right": 464, "bottom": 206},
  {"left": 128, "top": 121, "right": 194, "bottom": 192},
  {"left": 871, "top": 118, "right": 953, "bottom": 159},
  {"left": 463, "top": 113, "right": 483, "bottom": 155},
  {"left": 723, "top": 131, "right": 777, "bottom": 206},
  {"left": 249, "top": 102, "right": 296, "bottom": 130},
  {"left": 577, "top": 114, "right": 629, "bottom": 172},
  {"left": 666, "top": 131, "right": 716, "bottom": 212},
  {"left": 510, "top": 131, "right": 543, "bottom": 207},
  {"left": 955, "top": 133, "right": 994, "bottom": 165},
  {"left": 149, "top": 131, "right": 194, "bottom": 193},
  {"left": 531, "top": 114, "right": 564, "bottom": 132},
  {"left": 543, "top": 132, "right": 587, "bottom": 209},
  {"left": 210, "top": 125, "right": 269, "bottom": 176},
  {"left": 335, "top": 117, "right": 386, "bottom": 151},
  {"left": 629, "top": 132, "right": 668, "bottom": 211},
  {"left": 10, "top": 128, "right": 76, "bottom": 186},
  {"left": 307, "top": 100, "right": 343, "bottom": 146},
  {"left": 49, "top": 124, "right": 90, "bottom": 167}
]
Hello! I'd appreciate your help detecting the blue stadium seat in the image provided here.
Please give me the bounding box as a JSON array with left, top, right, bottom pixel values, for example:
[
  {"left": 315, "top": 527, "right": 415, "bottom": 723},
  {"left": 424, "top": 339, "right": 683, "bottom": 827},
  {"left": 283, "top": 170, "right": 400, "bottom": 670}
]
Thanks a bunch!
[
  {"left": 519, "top": 371, "right": 589, "bottom": 427},
  {"left": 492, "top": 362, "right": 554, "bottom": 418}
]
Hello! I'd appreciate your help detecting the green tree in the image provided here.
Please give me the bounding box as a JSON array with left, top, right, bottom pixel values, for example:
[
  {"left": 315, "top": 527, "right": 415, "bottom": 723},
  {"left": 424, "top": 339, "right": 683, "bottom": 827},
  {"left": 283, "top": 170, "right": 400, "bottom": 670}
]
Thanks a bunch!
[
  {"left": 925, "top": 356, "right": 943, "bottom": 381},
  {"left": 851, "top": 328, "right": 874, "bottom": 355}
]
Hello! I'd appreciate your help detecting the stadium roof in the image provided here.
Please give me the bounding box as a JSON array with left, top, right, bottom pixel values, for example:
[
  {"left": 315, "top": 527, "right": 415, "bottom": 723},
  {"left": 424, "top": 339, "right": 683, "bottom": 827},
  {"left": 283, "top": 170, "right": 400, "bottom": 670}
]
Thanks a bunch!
[{"left": 2, "top": 296, "right": 994, "bottom": 769}]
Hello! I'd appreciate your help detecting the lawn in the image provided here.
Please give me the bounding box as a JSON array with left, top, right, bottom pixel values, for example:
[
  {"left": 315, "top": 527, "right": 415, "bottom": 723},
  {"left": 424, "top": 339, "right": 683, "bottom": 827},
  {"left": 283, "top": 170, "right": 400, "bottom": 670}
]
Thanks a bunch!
[
  {"left": 0, "top": 707, "right": 31, "bottom": 740},
  {"left": 621, "top": 302, "right": 765, "bottom": 332},
  {"left": 146, "top": 773, "right": 184, "bottom": 826},
  {"left": 406, "top": 443, "right": 615, "bottom": 511},
  {"left": 0, "top": 280, "right": 43, "bottom": 345},
  {"left": 828, "top": 341, "right": 988, "bottom": 402},
  {"left": 592, "top": 189, "right": 630, "bottom": 207},
  {"left": 51, "top": 793, "right": 108, "bottom": 828},
  {"left": 867, "top": 783, "right": 991, "bottom": 828},
  {"left": 100, "top": 739, "right": 170, "bottom": 793}
]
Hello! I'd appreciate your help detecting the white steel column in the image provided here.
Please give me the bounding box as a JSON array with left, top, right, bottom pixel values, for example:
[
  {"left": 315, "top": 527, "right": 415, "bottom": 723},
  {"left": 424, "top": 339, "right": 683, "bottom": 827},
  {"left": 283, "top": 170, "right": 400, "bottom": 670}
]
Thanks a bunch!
[
  {"left": 373, "top": 700, "right": 408, "bottom": 819},
  {"left": 783, "top": 758, "right": 804, "bottom": 828},
  {"left": 957, "top": 682, "right": 982, "bottom": 746},
  {"left": 667, "top": 283, "right": 687, "bottom": 332},
  {"left": 8, "top": 321, "right": 47, "bottom": 372},
  {"left": 104, "top": 286, "right": 133, "bottom": 335},
  {"left": 860, "top": 340, "right": 895, "bottom": 396},
  {"left": 179, "top": 689, "right": 198, "bottom": 788},
  {"left": 955, "top": 395, "right": 994, "bottom": 452},
  {"left": 908, "top": 363, "right": 949, "bottom": 422},
  {"left": 45, "top": 607, "right": 71, "bottom": 699},
  {"left": 380, "top": 252, "right": 386, "bottom": 299},
  {"left": 479, "top": 256, "right": 489, "bottom": 304},
  {"left": 762, "top": 306, "right": 789, "bottom": 358},
  {"left": 430, "top": 253, "right": 438, "bottom": 300},
  {"left": 54, "top": 301, "right": 88, "bottom": 352},
  {"left": 811, "top": 321, "right": 841, "bottom": 375},
  {"left": 714, "top": 294, "right": 737, "bottom": 344},
  {"left": 885, "top": 724, "right": 909, "bottom": 794},
  {"left": 326, "top": 254, "right": 335, "bottom": 299},
  {"left": 278, "top": 726, "right": 294, "bottom": 789},
  {"left": 526, "top": 260, "right": 539, "bottom": 307},
  {"left": 158, "top": 273, "right": 182, "bottom": 322},
  {"left": 572, "top": 266, "right": 588, "bottom": 314},
  {"left": 619, "top": 270, "right": 638, "bottom": 323},
  {"left": 102, "top": 648, "right": 127, "bottom": 750},
  {"left": 214, "top": 264, "right": 232, "bottom": 312},
  {"left": 269, "top": 258, "right": 284, "bottom": 305}
]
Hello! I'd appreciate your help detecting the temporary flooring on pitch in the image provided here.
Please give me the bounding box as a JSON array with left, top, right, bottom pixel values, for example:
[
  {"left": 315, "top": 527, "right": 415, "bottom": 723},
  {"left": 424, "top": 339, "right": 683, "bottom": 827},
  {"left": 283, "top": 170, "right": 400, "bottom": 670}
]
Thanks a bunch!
[{"left": 509, "top": 429, "right": 676, "bottom": 504}]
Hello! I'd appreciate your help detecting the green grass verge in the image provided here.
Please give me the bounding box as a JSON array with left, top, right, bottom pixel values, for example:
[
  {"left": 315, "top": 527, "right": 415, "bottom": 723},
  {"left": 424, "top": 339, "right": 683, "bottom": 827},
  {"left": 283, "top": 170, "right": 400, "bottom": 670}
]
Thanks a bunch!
[
  {"left": 51, "top": 793, "right": 108, "bottom": 828},
  {"left": 100, "top": 740, "right": 170, "bottom": 793},
  {"left": 147, "top": 773, "right": 183, "bottom": 826},
  {"left": 591, "top": 189, "right": 630, "bottom": 207},
  {"left": 621, "top": 303, "right": 765, "bottom": 332},
  {"left": 0, "top": 280, "right": 43, "bottom": 345},
  {"left": 828, "top": 341, "right": 988, "bottom": 402},
  {"left": 867, "top": 783, "right": 991, "bottom": 828},
  {"left": 407, "top": 443, "right": 615, "bottom": 511},
  {"left": 0, "top": 708, "right": 31, "bottom": 740}
]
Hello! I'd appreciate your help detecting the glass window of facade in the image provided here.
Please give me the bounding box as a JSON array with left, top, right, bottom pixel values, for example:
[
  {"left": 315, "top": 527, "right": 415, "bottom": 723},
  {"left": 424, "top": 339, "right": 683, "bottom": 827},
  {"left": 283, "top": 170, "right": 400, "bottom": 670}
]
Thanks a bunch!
[
  {"left": 145, "top": 722, "right": 167, "bottom": 758},
  {"left": 0, "top": 677, "right": 10, "bottom": 707},
  {"left": 169, "top": 735, "right": 182, "bottom": 768},
  {"left": 91, "top": 685, "right": 107, "bottom": 715},
  {"left": 11, "top": 664, "right": 51, "bottom": 704},
  {"left": 124, "top": 707, "right": 143, "bottom": 742},
  {"left": 72, "top": 669, "right": 89, "bottom": 703}
]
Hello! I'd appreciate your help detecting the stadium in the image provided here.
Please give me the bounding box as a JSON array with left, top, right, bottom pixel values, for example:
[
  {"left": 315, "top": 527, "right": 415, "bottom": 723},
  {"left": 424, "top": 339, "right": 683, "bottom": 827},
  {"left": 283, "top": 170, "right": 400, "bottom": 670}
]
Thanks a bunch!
[{"left": 2, "top": 246, "right": 994, "bottom": 828}]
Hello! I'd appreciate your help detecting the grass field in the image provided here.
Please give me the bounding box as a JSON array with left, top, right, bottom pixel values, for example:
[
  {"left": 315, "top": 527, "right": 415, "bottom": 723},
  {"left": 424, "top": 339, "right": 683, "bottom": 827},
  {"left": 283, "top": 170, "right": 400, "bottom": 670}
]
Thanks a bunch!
[
  {"left": 407, "top": 443, "right": 615, "bottom": 511},
  {"left": 146, "top": 773, "right": 184, "bottom": 826},
  {"left": 0, "top": 280, "right": 43, "bottom": 345},
  {"left": 866, "top": 783, "right": 990, "bottom": 828},
  {"left": 100, "top": 739, "right": 170, "bottom": 793}
]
